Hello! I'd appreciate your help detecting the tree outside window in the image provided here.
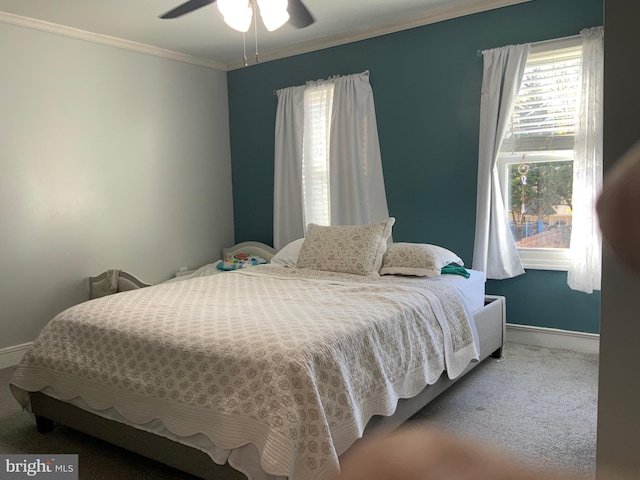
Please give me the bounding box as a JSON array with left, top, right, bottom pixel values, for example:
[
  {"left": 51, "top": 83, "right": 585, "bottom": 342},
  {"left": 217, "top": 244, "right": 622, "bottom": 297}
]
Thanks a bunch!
[{"left": 507, "top": 160, "right": 573, "bottom": 248}]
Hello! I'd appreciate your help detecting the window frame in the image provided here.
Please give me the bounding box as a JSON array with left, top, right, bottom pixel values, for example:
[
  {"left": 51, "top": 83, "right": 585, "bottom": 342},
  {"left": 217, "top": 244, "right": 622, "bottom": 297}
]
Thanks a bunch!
[
  {"left": 499, "top": 36, "right": 582, "bottom": 272},
  {"left": 497, "top": 151, "right": 573, "bottom": 271}
]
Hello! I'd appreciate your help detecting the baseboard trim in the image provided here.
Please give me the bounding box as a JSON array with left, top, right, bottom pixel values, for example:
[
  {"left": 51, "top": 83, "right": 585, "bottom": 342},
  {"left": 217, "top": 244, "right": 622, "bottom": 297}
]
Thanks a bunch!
[
  {"left": 0, "top": 342, "right": 32, "bottom": 369},
  {"left": 506, "top": 323, "right": 599, "bottom": 354}
]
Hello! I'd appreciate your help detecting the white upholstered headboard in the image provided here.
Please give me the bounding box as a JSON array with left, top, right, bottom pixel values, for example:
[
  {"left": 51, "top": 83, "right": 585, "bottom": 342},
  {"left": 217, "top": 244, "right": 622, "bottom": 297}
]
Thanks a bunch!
[{"left": 222, "top": 241, "right": 277, "bottom": 261}]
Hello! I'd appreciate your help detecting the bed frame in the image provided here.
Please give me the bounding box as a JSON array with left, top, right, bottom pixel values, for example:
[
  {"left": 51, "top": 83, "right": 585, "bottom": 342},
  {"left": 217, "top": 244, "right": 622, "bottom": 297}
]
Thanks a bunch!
[
  {"left": 28, "top": 242, "right": 506, "bottom": 480},
  {"left": 88, "top": 270, "right": 151, "bottom": 300},
  {"left": 222, "top": 241, "right": 278, "bottom": 262}
]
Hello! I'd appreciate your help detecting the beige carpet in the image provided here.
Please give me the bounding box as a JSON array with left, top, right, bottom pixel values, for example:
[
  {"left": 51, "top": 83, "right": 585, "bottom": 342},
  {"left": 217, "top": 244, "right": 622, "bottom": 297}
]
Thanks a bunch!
[
  {"left": 407, "top": 342, "right": 598, "bottom": 477},
  {"left": 0, "top": 342, "right": 598, "bottom": 479}
]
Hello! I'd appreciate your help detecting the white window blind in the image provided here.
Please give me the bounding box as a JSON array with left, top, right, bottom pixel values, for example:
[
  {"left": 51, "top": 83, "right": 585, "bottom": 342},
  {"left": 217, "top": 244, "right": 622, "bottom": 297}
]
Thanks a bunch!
[
  {"left": 502, "top": 44, "right": 582, "bottom": 152},
  {"left": 302, "top": 83, "right": 334, "bottom": 227}
]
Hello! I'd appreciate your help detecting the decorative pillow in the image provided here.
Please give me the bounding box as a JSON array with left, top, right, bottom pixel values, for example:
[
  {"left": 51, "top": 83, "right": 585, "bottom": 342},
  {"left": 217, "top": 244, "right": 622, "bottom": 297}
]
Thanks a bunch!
[
  {"left": 295, "top": 218, "right": 395, "bottom": 276},
  {"left": 379, "top": 243, "right": 464, "bottom": 277},
  {"left": 217, "top": 253, "right": 267, "bottom": 271},
  {"left": 271, "top": 238, "right": 305, "bottom": 267}
]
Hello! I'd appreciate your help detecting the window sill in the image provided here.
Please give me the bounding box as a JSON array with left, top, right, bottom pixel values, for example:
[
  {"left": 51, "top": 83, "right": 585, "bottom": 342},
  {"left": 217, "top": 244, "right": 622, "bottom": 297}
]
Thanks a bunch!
[{"left": 518, "top": 248, "right": 571, "bottom": 272}]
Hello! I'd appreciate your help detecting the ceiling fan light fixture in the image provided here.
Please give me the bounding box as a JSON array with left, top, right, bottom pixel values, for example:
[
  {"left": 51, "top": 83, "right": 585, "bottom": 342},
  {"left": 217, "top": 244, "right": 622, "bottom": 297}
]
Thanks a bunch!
[
  {"left": 257, "top": 0, "right": 290, "bottom": 31},
  {"left": 217, "top": 0, "right": 252, "bottom": 32}
]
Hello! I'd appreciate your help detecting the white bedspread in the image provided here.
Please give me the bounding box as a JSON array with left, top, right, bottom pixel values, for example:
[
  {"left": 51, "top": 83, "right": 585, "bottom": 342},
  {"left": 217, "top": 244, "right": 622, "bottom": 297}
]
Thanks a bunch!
[{"left": 11, "top": 266, "right": 478, "bottom": 480}]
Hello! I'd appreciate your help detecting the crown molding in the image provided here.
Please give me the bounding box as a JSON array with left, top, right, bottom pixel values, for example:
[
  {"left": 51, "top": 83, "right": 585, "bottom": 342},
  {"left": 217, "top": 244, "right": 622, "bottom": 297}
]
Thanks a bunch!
[
  {"left": 227, "top": 0, "right": 532, "bottom": 70},
  {"left": 0, "top": 11, "right": 227, "bottom": 71},
  {"left": 1, "top": 0, "right": 532, "bottom": 72}
]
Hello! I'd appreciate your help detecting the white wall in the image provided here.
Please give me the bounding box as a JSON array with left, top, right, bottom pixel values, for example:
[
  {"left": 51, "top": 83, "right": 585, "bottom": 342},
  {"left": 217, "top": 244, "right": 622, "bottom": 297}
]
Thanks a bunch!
[
  {"left": 0, "top": 22, "right": 234, "bottom": 351},
  {"left": 596, "top": 0, "right": 640, "bottom": 476}
]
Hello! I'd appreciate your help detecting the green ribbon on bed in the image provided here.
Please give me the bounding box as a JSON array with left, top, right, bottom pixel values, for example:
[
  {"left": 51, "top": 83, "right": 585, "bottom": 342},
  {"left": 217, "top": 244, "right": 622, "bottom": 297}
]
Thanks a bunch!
[{"left": 441, "top": 263, "right": 470, "bottom": 278}]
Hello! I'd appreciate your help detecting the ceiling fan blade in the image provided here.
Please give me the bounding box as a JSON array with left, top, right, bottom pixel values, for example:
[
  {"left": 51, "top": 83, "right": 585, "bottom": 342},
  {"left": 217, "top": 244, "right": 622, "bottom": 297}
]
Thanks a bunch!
[
  {"left": 287, "top": 0, "right": 315, "bottom": 28},
  {"left": 160, "top": 0, "right": 217, "bottom": 19}
]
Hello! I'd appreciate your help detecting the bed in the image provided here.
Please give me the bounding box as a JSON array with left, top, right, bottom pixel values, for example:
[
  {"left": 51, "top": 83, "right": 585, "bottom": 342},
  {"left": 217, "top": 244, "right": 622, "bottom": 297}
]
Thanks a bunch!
[{"left": 10, "top": 226, "right": 505, "bottom": 480}]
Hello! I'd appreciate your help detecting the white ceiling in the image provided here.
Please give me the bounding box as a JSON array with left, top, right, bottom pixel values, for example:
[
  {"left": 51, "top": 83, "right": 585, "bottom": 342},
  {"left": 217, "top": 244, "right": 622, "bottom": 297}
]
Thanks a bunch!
[{"left": 0, "top": 0, "right": 529, "bottom": 70}]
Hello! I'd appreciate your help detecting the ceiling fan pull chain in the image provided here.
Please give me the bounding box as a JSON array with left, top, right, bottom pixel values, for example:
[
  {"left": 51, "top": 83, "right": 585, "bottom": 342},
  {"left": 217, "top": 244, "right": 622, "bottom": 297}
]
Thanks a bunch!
[
  {"left": 242, "top": 32, "right": 248, "bottom": 66},
  {"left": 253, "top": 1, "right": 260, "bottom": 63}
]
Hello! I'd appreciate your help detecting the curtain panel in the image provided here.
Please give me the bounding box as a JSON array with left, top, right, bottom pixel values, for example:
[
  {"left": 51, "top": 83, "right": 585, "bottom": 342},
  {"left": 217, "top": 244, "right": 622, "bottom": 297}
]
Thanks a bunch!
[
  {"left": 472, "top": 44, "right": 530, "bottom": 279},
  {"left": 329, "top": 72, "right": 390, "bottom": 227},
  {"left": 273, "top": 71, "right": 390, "bottom": 250},
  {"left": 567, "top": 26, "right": 604, "bottom": 293},
  {"left": 273, "top": 85, "right": 306, "bottom": 250}
]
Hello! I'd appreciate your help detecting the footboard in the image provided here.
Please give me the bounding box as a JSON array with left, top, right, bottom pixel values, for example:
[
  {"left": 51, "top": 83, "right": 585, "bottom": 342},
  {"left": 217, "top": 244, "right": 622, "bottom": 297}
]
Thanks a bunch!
[
  {"left": 477, "top": 295, "right": 506, "bottom": 359},
  {"left": 360, "top": 294, "right": 506, "bottom": 435}
]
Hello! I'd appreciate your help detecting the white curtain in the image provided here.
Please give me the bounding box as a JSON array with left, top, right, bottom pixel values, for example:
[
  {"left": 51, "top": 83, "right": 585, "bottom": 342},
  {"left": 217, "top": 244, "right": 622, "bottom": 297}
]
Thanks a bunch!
[
  {"left": 273, "top": 85, "right": 305, "bottom": 250},
  {"left": 329, "top": 71, "right": 390, "bottom": 226},
  {"left": 567, "top": 26, "right": 604, "bottom": 293},
  {"left": 472, "top": 44, "right": 530, "bottom": 279},
  {"left": 273, "top": 71, "right": 390, "bottom": 249}
]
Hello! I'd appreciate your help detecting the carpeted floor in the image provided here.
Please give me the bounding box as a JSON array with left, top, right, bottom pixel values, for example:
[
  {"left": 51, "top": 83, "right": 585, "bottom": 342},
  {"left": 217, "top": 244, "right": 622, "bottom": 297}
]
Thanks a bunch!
[
  {"left": 407, "top": 342, "right": 598, "bottom": 477},
  {"left": 0, "top": 342, "right": 598, "bottom": 479}
]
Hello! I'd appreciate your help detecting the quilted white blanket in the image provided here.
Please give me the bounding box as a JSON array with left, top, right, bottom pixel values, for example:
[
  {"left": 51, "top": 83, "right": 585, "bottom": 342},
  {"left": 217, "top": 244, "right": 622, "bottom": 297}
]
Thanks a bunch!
[{"left": 11, "top": 266, "right": 478, "bottom": 480}]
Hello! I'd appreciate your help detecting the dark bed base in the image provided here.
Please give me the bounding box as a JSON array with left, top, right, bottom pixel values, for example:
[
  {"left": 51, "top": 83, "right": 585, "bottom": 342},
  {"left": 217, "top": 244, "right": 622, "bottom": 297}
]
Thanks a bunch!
[
  {"left": 30, "top": 296, "right": 506, "bottom": 480},
  {"left": 31, "top": 392, "right": 247, "bottom": 480}
]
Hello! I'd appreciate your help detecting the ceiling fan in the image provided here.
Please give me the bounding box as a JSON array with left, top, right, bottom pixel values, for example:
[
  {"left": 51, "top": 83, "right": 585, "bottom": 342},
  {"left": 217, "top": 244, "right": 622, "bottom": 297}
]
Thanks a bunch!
[{"left": 160, "top": 0, "right": 315, "bottom": 31}]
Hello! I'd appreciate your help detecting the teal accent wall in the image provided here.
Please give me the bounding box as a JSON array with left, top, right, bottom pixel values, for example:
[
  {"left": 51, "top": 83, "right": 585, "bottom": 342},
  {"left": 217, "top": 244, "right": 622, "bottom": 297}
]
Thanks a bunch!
[{"left": 227, "top": 0, "right": 603, "bottom": 334}]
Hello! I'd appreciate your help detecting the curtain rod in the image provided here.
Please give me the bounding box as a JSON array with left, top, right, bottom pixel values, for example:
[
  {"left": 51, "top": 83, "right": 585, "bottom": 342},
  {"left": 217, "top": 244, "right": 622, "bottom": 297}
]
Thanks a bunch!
[{"left": 273, "top": 70, "right": 370, "bottom": 95}]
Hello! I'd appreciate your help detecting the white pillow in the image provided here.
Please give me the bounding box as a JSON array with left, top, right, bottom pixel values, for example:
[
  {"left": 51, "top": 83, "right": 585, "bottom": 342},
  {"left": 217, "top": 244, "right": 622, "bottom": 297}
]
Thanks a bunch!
[
  {"left": 295, "top": 219, "right": 395, "bottom": 276},
  {"left": 379, "top": 243, "right": 463, "bottom": 277},
  {"left": 271, "top": 238, "right": 305, "bottom": 267}
]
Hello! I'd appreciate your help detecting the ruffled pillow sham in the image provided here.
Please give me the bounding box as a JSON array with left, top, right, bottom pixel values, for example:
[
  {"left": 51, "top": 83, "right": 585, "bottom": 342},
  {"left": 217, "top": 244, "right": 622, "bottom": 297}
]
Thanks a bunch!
[
  {"left": 379, "top": 243, "right": 463, "bottom": 277},
  {"left": 295, "top": 218, "right": 395, "bottom": 276}
]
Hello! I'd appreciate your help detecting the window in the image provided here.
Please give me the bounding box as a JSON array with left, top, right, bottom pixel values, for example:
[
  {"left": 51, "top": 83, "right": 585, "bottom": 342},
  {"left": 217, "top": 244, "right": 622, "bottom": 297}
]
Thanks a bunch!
[
  {"left": 273, "top": 71, "right": 389, "bottom": 250},
  {"left": 301, "top": 82, "right": 334, "bottom": 227},
  {"left": 498, "top": 38, "right": 582, "bottom": 270}
]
